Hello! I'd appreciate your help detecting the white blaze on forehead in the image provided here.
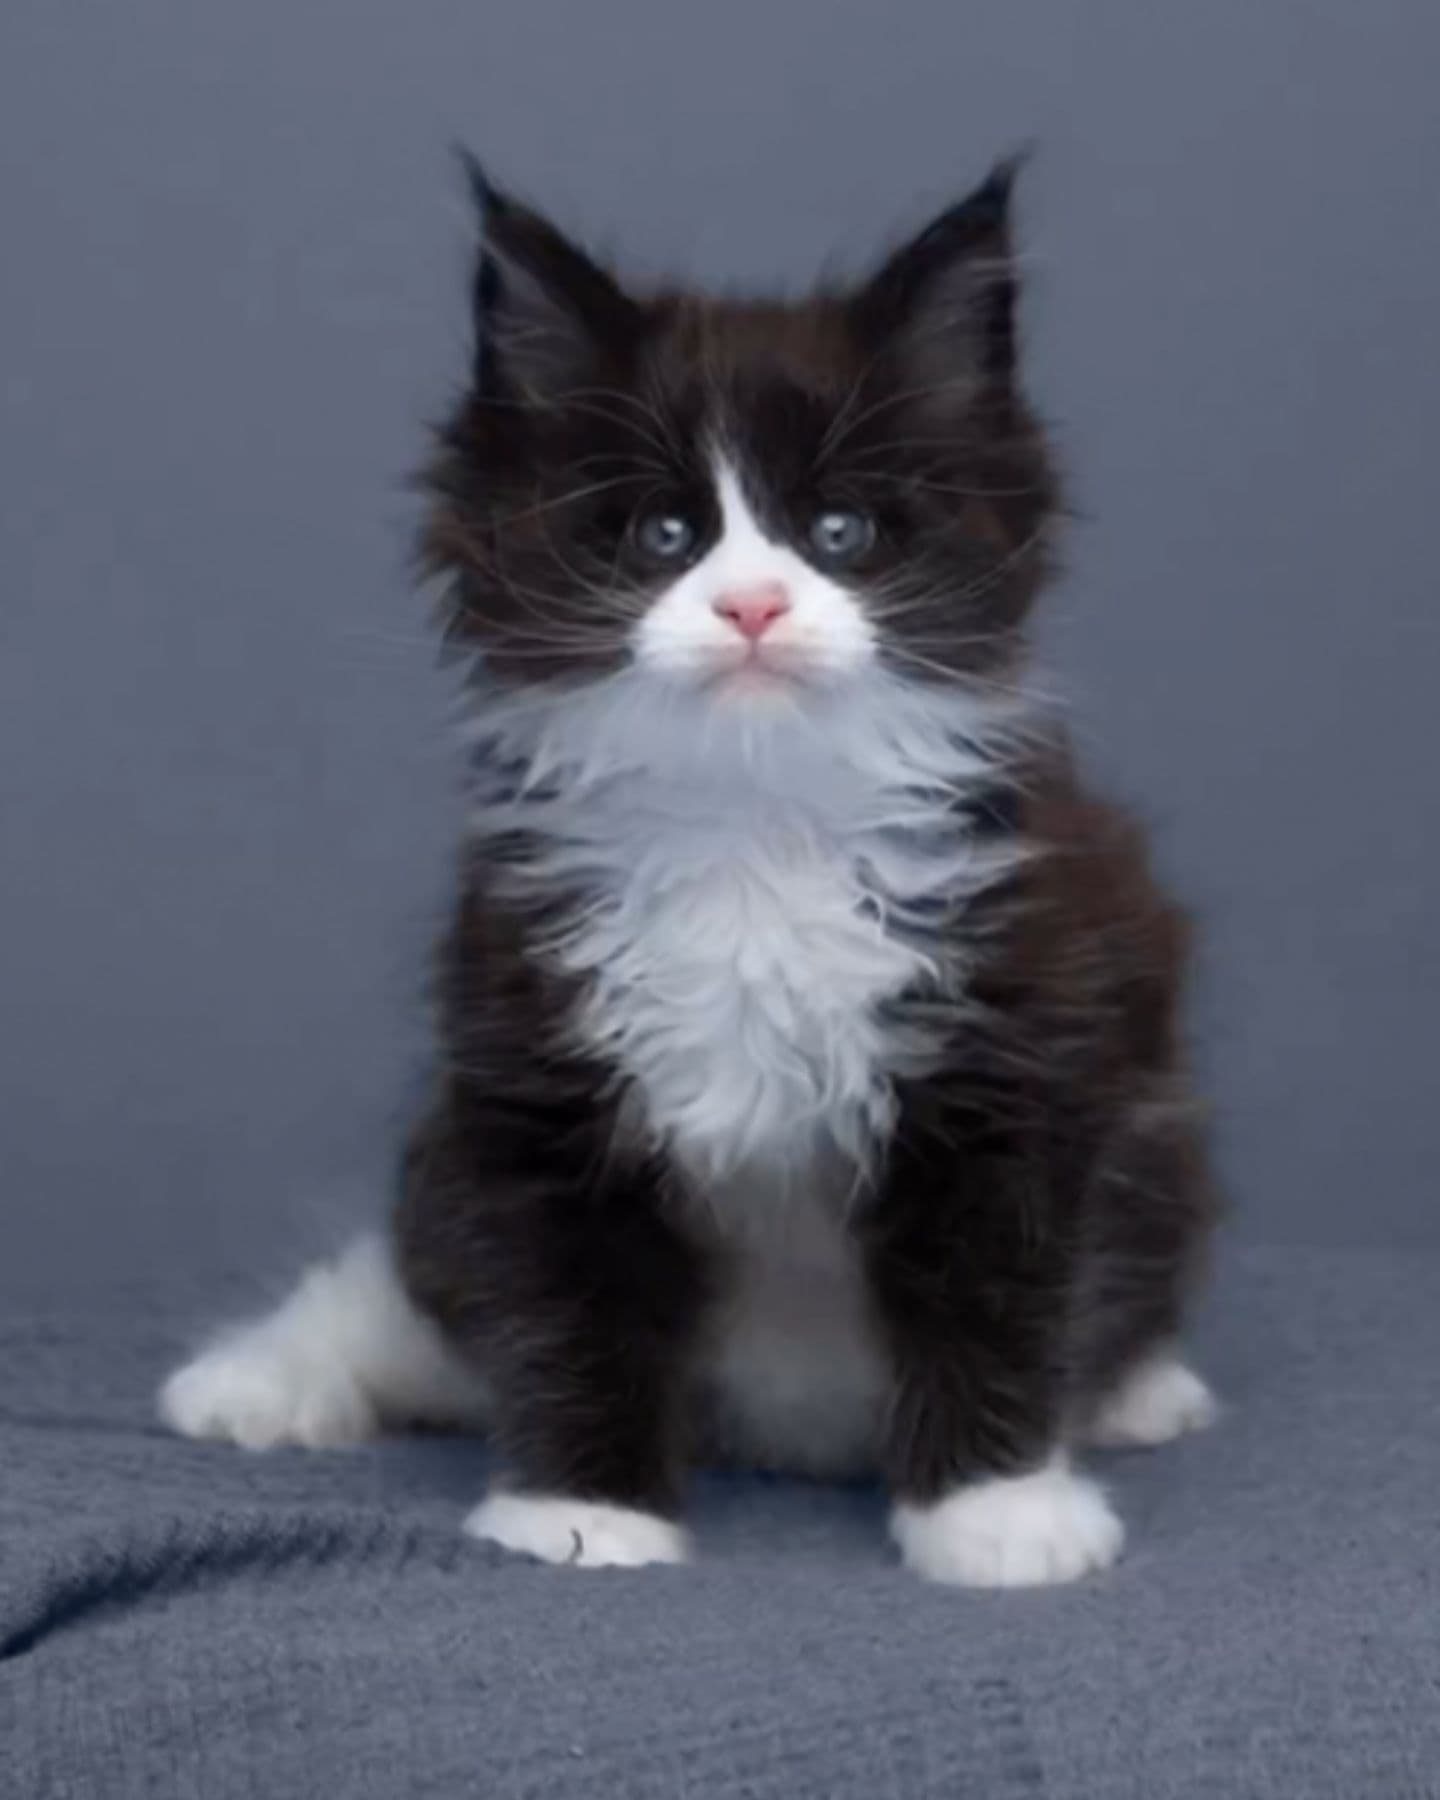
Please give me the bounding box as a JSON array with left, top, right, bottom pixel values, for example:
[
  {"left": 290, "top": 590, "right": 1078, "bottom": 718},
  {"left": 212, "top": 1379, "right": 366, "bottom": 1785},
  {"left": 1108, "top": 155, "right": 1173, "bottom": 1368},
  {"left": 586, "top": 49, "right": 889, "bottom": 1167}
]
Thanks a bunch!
[
  {"left": 708, "top": 461, "right": 790, "bottom": 585},
  {"left": 633, "top": 456, "right": 875, "bottom": 682}
]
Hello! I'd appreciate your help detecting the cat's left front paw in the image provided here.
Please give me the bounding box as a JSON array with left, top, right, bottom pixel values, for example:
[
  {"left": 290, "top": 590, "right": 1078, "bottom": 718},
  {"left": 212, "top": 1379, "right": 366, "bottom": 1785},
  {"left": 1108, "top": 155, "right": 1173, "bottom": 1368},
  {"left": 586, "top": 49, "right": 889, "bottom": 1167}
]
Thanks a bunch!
[{"left": 892, "top": 1460, "right": 1124, "bottom": 1587}]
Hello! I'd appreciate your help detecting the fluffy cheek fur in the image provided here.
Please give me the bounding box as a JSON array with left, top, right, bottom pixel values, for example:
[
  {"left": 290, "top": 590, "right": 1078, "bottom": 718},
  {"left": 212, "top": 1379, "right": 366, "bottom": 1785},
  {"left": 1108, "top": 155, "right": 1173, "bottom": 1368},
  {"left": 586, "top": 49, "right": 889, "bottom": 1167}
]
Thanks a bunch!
[{"left": 634, "top": 465, "right": 875, "bottom": 687}]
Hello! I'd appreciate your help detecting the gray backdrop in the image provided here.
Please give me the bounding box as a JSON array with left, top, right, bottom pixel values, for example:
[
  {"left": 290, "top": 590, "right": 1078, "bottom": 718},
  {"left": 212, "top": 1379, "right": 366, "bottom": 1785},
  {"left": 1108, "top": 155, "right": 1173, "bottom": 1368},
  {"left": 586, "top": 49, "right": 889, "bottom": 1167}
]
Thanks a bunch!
[{"left": 4, "top": 0, "right": 1438, "bottom": 1292}]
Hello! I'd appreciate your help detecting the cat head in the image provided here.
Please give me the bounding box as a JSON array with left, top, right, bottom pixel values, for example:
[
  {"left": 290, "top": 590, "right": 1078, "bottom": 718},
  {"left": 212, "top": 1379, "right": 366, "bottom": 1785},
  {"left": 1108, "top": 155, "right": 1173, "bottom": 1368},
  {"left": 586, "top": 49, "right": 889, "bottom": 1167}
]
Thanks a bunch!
[{"left": 423, "top": 157, "right": 1058, "bottom": 707}]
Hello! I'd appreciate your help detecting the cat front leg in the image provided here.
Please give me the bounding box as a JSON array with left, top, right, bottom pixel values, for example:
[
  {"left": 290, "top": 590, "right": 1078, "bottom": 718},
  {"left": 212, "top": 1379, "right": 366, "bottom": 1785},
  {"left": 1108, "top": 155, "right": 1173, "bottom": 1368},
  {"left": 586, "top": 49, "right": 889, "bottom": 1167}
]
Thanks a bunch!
[
  {"left": 395, "top": 1094, "right": 704, "bottom": 1569},
  {"left": 863, "top": 1126, "right": 1123, "bottom": 1588}
]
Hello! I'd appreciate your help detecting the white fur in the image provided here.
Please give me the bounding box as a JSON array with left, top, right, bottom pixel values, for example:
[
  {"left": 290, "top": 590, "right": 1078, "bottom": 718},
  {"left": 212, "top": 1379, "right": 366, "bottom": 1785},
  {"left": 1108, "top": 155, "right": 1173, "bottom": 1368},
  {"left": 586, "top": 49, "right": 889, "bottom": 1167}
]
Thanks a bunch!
[
  {"left": 698, "top": 1160, "right": 889, "bottom": 1475},
  {"left": 467, "top": 677, "right": 1031, "bottom": 1181},
  {"left": 635, "top": 461, "right": 875, "bottom": 685},
  {"left": 892, "top": 1458, "right": 1124, "bottom": 1588},
  {"left": 465, "top": 1492, "right": 689, "bottom": 1568},
  {"left": 159, "top": 1234, "right": 487, "bottom": 1449},
  {"left": 1085, "top": 1353, "right": 1218, "bottom": 1448}
]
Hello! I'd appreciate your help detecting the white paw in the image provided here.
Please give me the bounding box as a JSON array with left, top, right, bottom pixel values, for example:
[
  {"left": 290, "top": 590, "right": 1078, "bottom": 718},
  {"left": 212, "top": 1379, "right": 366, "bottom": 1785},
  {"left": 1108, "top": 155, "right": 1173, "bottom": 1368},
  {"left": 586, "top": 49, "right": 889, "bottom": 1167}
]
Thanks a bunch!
[
  {"left": 1086, "top": 1355, "right": 1218, "bottom": 1448},
  {"left": 464, "top": 1492, "right": 690, "bottom": 1569},
  {"left": 159, "top": 1332, "right": 378, "bottom": 1450},
  {"left": 892, "top": 1461, "right": 1124, "bottom": 1588}
]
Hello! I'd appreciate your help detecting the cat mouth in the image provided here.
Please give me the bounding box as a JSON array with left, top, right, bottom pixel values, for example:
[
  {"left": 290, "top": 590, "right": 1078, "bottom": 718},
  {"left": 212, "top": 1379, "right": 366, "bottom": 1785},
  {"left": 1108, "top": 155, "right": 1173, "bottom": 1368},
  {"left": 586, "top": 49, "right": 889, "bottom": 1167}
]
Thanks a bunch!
[{"left": 699, "top": 646, "right": 836, "bottom": 696}]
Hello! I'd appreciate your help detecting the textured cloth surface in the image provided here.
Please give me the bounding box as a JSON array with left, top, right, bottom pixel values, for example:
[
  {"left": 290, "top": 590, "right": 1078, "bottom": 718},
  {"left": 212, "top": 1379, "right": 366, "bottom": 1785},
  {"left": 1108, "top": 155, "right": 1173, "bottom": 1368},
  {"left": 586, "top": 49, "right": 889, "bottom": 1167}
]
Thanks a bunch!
[{"left": 2, "top": 1246, "right": 1438, "bottom": 1799}]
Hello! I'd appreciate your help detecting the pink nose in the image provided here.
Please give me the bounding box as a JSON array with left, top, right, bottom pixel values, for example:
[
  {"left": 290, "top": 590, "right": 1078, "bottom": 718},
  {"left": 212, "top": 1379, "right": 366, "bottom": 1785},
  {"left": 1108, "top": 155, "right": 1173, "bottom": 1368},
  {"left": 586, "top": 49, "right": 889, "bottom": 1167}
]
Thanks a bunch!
[{"left": 713, "top": 582, "right": 791, "bottom": 641}]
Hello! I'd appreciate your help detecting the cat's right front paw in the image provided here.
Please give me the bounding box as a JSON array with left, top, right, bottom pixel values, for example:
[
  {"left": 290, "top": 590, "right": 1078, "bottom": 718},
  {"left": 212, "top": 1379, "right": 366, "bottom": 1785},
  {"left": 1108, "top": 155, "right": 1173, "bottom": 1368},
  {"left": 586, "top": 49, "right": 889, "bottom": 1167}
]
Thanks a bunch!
[{"left": 465, "top": 1492, "right": 690, "bottom": 1569}]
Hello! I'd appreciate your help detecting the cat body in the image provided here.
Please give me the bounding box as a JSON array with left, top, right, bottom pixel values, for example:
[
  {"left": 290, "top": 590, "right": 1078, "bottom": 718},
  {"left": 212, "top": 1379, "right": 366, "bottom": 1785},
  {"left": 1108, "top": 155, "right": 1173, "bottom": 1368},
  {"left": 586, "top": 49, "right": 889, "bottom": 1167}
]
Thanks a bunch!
[{"left": 162, "top": 160, "right": 1220, "bottom": 1585}]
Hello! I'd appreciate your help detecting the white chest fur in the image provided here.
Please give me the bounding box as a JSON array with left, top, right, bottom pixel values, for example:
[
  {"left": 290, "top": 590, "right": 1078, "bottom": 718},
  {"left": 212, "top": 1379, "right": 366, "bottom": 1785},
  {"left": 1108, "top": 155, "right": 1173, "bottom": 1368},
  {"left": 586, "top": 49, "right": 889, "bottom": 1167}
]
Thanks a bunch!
[
  {"left": 470, "top": 673, "right": 1024, "bottom": 1178},
  {"left": 562, "top": 799, "right": 932, "bottom": 1173}
]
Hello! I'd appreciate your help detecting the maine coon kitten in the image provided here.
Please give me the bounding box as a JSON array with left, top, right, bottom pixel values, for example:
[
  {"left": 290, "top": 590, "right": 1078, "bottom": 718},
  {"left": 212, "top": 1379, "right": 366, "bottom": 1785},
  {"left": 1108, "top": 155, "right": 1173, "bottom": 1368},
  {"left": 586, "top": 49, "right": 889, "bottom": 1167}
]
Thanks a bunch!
[{"left": 161, "top": 158, "right": 1221, "bottom": 1586}]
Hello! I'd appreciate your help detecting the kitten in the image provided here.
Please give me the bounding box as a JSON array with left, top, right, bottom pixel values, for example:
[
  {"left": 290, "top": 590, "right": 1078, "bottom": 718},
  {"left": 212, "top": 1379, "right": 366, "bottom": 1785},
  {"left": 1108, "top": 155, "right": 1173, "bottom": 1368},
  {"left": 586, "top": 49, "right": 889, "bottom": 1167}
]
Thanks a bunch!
[{"left": 161, "top": 158, "right": 1221, "bottom": 1586}]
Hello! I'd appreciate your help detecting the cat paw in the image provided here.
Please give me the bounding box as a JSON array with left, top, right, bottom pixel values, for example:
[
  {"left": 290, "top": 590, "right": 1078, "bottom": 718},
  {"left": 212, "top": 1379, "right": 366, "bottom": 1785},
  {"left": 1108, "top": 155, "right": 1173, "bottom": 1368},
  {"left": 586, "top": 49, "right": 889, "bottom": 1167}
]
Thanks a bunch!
[
  {"left": 892, "top": 1462, "right": 1124, "bottom": 1588},
  {"left": 1086, "top": 1355, "right": 1218, "bottom": 1448},
  {"left": 159, "top": 1332, "right": 378, "bottom": 1450},
  {"left": 464, "top": 1493, "right": 690, "bottom": 1569}
]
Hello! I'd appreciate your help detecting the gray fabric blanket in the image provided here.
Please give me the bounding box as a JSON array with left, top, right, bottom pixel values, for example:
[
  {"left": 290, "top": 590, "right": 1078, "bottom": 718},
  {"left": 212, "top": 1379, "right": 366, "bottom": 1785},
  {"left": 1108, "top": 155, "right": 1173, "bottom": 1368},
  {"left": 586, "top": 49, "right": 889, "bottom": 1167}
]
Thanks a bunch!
[{"left": 3, "top": 1245, "right": 1438, "bottom": 1798}]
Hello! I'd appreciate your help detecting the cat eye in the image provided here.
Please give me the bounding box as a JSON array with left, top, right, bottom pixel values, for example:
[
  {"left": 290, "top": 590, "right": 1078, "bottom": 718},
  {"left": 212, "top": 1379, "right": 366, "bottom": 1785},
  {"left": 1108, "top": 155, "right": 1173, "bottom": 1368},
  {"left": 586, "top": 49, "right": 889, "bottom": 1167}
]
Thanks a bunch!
[
  {"left": 808, "top": 508, "right": 875, "bottom": 565},
  {"left": 631, "top": 510, "right": 698, "bottom": 565}
]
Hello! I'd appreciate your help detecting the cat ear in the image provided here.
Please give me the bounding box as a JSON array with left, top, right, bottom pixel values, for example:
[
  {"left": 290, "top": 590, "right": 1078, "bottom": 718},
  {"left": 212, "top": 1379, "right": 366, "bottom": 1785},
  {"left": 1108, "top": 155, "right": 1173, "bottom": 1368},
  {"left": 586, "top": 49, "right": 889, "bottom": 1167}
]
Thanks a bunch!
[
  {"left": 853, "top": 156, "right": 1025, "bottom": 396},
  {"left": 459, "top": 152, "right": 640, "bottom": 404}
]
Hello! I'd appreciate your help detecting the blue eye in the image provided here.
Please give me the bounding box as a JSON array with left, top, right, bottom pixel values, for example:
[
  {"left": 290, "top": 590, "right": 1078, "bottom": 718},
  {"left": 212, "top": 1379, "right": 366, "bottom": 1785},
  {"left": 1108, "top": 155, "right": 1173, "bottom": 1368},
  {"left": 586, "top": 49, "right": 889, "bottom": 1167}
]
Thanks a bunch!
[
  {"left": 809, "top": 508, "right": 875, "bottom": 564},
  {"left": 632, "top": 511, "right": 697, "bottom": 564}
]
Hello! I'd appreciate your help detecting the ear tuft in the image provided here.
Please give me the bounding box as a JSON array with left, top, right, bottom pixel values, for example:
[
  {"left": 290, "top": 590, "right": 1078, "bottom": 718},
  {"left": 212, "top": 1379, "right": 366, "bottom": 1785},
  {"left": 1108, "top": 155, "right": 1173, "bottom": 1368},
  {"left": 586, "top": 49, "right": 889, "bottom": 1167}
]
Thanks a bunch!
[
  {"left": 855, "top": 154, "right": 1031, "bottom": 393},
  {"left": 454, "top": 147, "right": 638, "bottom": 404},
  {"left": 454, "top": 144, "right": 499, "bottom": 218}
]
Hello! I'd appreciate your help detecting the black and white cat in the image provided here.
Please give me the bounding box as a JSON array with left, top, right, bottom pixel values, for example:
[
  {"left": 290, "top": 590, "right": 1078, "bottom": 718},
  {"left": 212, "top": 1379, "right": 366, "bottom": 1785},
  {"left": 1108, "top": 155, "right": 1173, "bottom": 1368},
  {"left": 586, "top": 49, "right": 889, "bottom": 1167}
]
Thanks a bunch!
[{"left": 161, "top": 159, "right": 1220, "bottom": 1586}]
